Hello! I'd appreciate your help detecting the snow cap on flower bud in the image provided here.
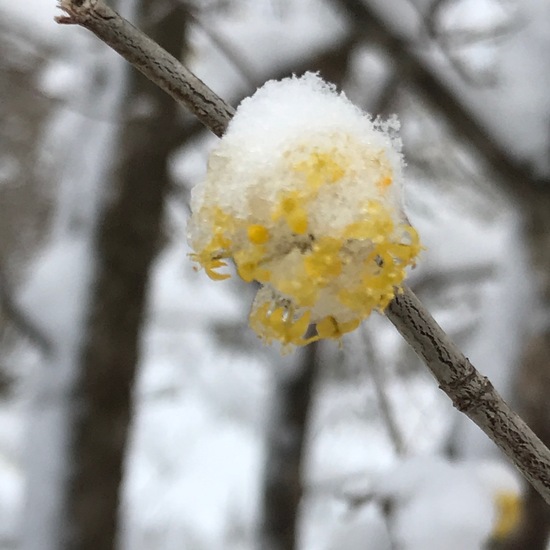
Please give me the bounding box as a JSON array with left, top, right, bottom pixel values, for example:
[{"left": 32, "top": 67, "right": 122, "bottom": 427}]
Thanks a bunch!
[{"left": 188, "top": 72, "right": 422, "bottom": 351}]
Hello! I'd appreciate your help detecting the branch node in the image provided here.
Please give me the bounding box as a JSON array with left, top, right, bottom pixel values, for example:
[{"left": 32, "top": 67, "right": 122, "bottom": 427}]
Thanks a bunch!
[
  {"left": 442, "top": 371, "right": 494, "bottom": 414},
  {"left": 55, "top": 0, "right": 97, "bottom": 25}
]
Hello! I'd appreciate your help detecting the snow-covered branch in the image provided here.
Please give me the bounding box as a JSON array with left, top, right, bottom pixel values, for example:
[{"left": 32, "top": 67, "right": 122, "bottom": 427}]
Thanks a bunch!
[{"left": 55, "top": 0, "right": 550, "bottom": 505}]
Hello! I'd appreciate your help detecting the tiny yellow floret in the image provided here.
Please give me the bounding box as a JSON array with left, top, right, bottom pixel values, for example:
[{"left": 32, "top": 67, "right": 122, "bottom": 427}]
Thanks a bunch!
[
  {"left": 492, "top": 491, "right": 522, "bottom": 541},
  {"left": 379, "top": 175, "right": 393, "bottom": 189},
  {"left": 294, "top": 151, "right": 346, "bottom": 189},
  {"left": 247, "top": 224, "right": 270, "bottom": 244}
]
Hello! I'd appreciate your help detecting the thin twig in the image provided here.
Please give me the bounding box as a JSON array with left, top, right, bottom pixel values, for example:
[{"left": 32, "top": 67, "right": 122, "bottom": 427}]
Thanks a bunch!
[
  {"left": 55, "top": 0, "right": 550, "bottom": 505},
  {"left": 386, "top": 286, "right": 550, "bottom": 504},
  {"left": 187, "top": 10, "right": 258, "bottom": 88},
  {"left": 361, "top": 326, "right": 406, "bottom": 456},
  {"left": 56, "top": 0, "right": 234, "bottom": 137},
  {"left": 0, "top": 264, "right": 52, "bottom": 354}
]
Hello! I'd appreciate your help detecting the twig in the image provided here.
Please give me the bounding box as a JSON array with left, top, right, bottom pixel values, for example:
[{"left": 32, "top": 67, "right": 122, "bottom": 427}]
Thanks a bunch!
[
  {"left": 56, "top": 0, "right": 234, "bottom": 138},
  {"left": 361, "top": 326, "right": 406, "bottom": 456},
  {"left": 386, "top": 286, "right": 550, "bottom": 504},
  {"left": 55, "top": 0, "right": 550, "bottom": 505},
  {"left": 0, "top": 264, "right": 52, "bottom": 354}
]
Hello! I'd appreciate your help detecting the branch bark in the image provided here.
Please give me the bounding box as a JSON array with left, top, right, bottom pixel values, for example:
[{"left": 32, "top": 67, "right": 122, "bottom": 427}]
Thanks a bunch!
[
  {"left": 55, "top": 0, "right": 550, "bottom": 506},
  {"left": 56, "top": 0, "right": 234, "bottom": 137},
  {"left": 386, "top": 286, "right": 550, "bottom": 504}
]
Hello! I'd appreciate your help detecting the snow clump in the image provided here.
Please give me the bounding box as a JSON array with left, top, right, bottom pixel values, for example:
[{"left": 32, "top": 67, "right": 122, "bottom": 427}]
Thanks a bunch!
[{"left": 188, "top": 72, "right": 422, "bottom": 350}]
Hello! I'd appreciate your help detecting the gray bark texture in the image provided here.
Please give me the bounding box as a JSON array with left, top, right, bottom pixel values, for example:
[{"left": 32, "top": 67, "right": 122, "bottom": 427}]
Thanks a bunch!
[{"left": 57, "top": 0, "right": 234, "bottom": 137}]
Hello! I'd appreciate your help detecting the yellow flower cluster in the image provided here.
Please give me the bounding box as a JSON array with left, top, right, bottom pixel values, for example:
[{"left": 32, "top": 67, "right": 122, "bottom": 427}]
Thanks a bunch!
[
  {"left": 188, "top": 73, "right": 422, "bottom": 350},
  {"left": 491, "top": 490, "right": 522, "bottom": 541}
]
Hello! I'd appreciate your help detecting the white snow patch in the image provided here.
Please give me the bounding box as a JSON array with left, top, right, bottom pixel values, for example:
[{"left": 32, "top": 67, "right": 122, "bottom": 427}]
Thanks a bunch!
[{"left": 16, "top": 237, "right": 93, "bottom": 347}]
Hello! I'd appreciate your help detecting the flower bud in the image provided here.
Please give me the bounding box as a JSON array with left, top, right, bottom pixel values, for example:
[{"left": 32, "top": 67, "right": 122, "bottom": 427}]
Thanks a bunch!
[{"left": 188, "top": 73, "right": 422, "bottom": 350}]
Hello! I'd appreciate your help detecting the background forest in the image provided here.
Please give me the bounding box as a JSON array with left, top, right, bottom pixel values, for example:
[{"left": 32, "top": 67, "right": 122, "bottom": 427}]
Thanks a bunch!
[{"left": 1, "top": 0, "right": 550, "bottom": 549}]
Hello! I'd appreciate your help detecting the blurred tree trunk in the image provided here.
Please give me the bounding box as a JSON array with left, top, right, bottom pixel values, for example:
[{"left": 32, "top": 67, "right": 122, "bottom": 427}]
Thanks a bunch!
[
  {"left": 25, "top": 2, "right": 188, "bottom": 549},
  {"left": 493, "top": 189, "right": 550, "bottom": 550},
  {"left": 261, "top": 343, "right": 319, "bottom": 550}
]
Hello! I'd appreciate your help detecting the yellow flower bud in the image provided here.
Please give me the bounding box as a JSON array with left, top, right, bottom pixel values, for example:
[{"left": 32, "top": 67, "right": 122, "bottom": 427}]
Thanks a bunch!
[{"left": 188, "top": 73, "right": 422, "bottom": 350}]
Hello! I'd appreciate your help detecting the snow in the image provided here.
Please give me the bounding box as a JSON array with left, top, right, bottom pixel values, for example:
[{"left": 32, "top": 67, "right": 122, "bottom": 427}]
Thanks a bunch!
[
  {"left": 325, "top": 504, "right": 391, "bottom": 550},
  {"left": 368, "top": 456, "right": 523, "bottom": 550},
  {"left": 188, "top": 72, "right": 405, "bottom": 224},
  {"left": 16, "top": 237, "right": 92, "bottom": 346},
  {"left": 0, "top": 402, "right": 24, "bottom": 547},
  {"left": 438, "top": 0, "right": 513, "bottom": 35},
  {"left": 121, "top": 239, "right": 270, "bottom": 549},
  {"left": 122, "top": 397, "right": 263, "bottom": 549}
]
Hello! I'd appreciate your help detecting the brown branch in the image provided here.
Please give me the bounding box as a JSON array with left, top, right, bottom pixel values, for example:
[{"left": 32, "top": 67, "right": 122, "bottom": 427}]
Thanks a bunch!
[
  {"left": 55, "top": 0, "right": 550, "bottom": 505},
  {"left": 56, "top": 0, "right": 234, "bottom": 137},
  {"left": 386, "top": 286, "right": 550, "bottom": 504}
]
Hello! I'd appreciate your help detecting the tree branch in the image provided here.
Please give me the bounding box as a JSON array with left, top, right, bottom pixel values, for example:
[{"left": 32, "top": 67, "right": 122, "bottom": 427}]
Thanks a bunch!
[
  {"left": 55, "top": 0, "right": 550, "bottom": 505},
  {"left": 386, "top": 287, "right": 550, "bottom": 503},
  {"left": 361, "top": 326, "right": 406, "bottom": 456},
  {"left": 0, "top": 263, "right": 52, "bottom": 354},
  {"left": 56, "top": 0, "right": 234, "bottom": 137}
]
